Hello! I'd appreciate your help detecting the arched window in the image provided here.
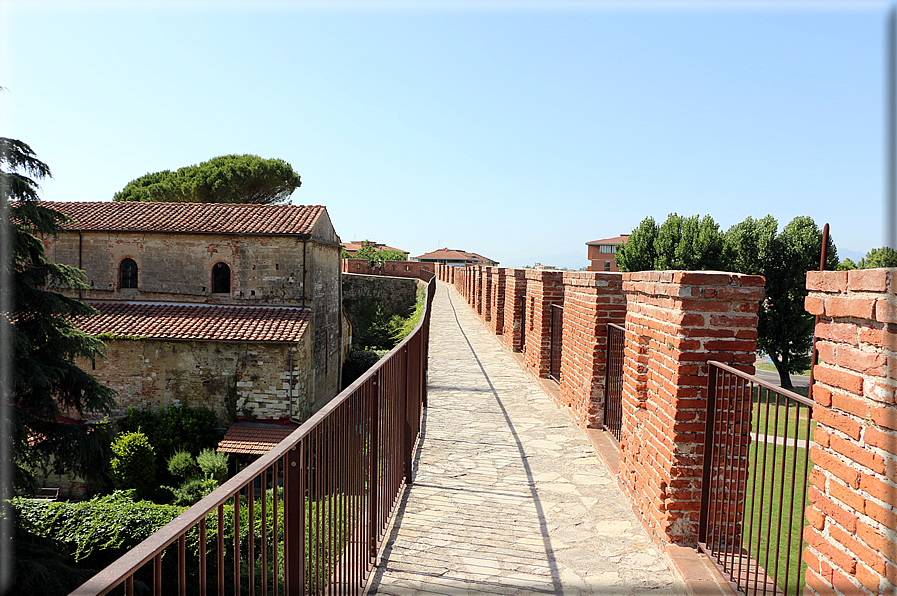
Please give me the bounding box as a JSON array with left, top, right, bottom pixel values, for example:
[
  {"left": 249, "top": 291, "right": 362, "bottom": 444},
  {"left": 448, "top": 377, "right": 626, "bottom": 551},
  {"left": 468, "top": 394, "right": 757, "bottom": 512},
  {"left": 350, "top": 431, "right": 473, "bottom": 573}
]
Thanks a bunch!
[
  {"left": 212, "top": 262, "right": 231, "bottom": 294},
  {"left": 120, "top": 258, "right": 138, "bottom": 289}
]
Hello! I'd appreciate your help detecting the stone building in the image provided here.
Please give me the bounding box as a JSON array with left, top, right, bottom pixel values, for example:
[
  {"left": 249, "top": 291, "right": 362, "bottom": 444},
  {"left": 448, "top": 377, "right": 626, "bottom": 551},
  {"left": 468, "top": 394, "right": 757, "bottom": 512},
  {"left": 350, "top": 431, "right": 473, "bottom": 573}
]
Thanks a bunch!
[{"left": 41, "top": 201, "right": 348, "bottom": 426}]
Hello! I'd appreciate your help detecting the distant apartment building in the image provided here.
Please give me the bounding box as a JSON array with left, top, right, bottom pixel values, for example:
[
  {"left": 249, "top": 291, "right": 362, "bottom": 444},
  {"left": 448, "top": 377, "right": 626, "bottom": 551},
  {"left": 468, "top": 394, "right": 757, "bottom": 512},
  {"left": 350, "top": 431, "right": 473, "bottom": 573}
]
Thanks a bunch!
[
  {"left": 413, "top": 248, "right": 499, "bottom": 267},
  {"left": 586, "top": 235, "right": 629, "bottom": 272}
]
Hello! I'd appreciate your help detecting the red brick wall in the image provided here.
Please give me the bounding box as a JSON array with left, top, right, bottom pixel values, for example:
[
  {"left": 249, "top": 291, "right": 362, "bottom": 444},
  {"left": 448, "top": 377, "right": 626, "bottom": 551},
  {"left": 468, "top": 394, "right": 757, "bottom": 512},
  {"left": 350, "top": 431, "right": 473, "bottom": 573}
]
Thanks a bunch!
[
  {"left": 523, "top": 270, "right": 564, "bottom": 378},
  {"left": 342, "top": 259, "right": 434, "bottom": 280},
  {"left": 489, "top": 267, "right": 506, "bottom": 335},
  {"left": 475, "top": 267, "right": 485, "bottom": 316},
  {"left": 619, "top": 270, "right": 765, "bottom": 546},
  {"left": 804, "top": 268, "right": 897, "bottom": 595},
  {"left": 558, "top": 272, "right": 626, "bottom": 428},
  {"left": 502, "top": 269, "right": 527, "bottom": 352},
  {"left": 482, "top": 267, "right": 494, "bottom": 323}
]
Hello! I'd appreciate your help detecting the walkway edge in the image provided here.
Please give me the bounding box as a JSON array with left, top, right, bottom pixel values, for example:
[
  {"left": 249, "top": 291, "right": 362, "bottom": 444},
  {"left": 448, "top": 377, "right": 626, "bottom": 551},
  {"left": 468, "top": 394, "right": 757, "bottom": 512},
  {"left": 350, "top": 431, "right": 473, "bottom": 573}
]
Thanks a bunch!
[{"left": 454, "top": 282, "right": 739, "bottom": 596}]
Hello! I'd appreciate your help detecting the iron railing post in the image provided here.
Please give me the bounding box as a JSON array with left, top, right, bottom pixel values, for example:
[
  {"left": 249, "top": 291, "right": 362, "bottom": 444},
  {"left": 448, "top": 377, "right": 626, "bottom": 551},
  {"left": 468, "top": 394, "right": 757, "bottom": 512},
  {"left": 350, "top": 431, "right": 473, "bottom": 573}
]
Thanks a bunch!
[
  {"left": 698, "top": 363, "right": 718, "bottom": 545},
  {"left": 368, "top": 370, "right": 380, "bottom": 563},
  {"left": 284, "top": 443, "right": 305, "bottom": 595}
]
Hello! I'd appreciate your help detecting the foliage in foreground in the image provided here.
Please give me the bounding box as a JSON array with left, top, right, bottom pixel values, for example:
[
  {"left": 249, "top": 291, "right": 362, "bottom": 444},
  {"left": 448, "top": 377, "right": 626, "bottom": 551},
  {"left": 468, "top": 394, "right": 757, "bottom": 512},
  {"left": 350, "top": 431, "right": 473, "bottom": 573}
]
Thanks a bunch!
[
  {"left": 3, "top": 136, "right": 118, "bottom": 493},
  {"left": 113, "top": 154, "right": 301, "bottom": 205},
  {"left": 12, "top": 488, "right": 360, "bottom": 596}
]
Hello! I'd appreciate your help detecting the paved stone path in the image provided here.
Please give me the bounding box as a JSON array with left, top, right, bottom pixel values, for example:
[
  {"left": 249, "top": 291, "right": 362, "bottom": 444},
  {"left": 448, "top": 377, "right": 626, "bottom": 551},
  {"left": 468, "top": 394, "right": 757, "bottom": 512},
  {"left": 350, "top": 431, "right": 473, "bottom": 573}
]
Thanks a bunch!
[{"left": 366, "top": 282, "right": 682, "bottom": 596}]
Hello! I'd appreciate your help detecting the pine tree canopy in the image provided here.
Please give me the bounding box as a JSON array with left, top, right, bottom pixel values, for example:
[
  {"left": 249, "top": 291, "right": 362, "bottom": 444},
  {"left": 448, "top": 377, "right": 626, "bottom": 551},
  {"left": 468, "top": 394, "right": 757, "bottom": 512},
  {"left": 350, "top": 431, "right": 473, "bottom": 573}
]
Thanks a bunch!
[{"left": 113, "top": 154, "right": 301, "bottom": 205}]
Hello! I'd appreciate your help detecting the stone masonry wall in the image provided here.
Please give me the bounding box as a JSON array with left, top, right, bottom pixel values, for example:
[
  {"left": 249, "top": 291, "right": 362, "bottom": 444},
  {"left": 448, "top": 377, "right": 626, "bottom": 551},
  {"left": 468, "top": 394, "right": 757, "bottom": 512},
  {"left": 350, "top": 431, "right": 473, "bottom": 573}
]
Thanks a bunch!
[
  {"left": 84, "top": 332, "right": 314, "bottom": 423},
  {"left": 619, "top": 271, "right": 764, "bottom": 546},
  {"left": 803, "top": 268, "right": 897, "bottom": 595},
  {"left": 342, "top": 259, "right": 434, "bottom": 280}
]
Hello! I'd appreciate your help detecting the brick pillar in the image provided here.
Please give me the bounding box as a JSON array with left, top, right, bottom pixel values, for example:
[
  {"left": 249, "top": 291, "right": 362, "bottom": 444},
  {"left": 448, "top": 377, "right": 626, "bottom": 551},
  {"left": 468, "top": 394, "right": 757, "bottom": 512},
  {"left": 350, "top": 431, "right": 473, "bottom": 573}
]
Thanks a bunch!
[
  {"left": 523, "top": 270, "right": 564, "bottom": 378},
  {"left": 475, "top": 267, "right": 485, "bottom": 315},
  {"left": 490, "top": 267, "right": 506, "bottom": 335},
  {"left": 503, "top": 269, "right": 527, "bottom": 352},
  {"left": 803, "top": 269, "right": 897, "bottom": 596},
  {"left": 558, "top": 271, "right": 626, "bottom": 428},
  {"left": 482, "top": 267, "right": 494, "bottom": 323},
  {"left": 619, "top": 270, "right": 764, "bottom": 546},
  {"left": 467, "top": 266, "right": 475, "bottom": 305}
]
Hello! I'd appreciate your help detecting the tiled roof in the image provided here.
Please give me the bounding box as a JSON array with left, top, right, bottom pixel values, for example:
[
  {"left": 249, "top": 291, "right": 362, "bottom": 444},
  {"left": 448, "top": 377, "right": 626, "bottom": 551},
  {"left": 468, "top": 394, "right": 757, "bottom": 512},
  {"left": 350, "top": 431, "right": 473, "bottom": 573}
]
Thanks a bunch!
[
  {"left": 587, "top": 235, "right": 630, "bottom": 245},
  {"left": 39, "top": 201, "right": 325, "bottom": 236},
  {"left": 341, "top": 241, "right": 409, "bottom": 254},
  {"left": 414, "top": 248, "right": 497, "bottom": 264},
  {"left": 77, "top": 302, "right": 311, "bottom": 342},
  {"left": 218, "top": 424, "right": 298, "bottom": 455}
]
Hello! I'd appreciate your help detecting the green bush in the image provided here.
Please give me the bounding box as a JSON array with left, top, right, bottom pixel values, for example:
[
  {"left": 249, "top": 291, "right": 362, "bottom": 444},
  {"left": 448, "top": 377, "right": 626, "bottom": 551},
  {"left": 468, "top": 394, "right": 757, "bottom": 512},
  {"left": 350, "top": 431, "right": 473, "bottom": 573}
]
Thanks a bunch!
[
  {"left": 341, "top": 349, "right": 383, "bottom": 387},
  {"left": 196, "top": 448, "right": 228, "bottom": 481},
  {"left": 109, "top": 432, "right": 157, "bottom": 497},
  {"left": 121, "top": 404, "right": 224, "bottom": 488},
  {"left": 171, "top": 477, "right": 219, "bottom": 507},
  {"left": 167, "top": 449, "right": 199, "bottom": 479}
]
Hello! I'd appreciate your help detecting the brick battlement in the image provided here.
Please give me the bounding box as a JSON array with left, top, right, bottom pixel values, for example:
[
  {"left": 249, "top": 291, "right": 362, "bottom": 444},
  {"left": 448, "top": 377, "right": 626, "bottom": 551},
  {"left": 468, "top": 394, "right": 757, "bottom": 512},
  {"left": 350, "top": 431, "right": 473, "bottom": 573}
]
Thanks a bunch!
[{"left": 434, "top": 264, "right": 896, "bottom": 590}]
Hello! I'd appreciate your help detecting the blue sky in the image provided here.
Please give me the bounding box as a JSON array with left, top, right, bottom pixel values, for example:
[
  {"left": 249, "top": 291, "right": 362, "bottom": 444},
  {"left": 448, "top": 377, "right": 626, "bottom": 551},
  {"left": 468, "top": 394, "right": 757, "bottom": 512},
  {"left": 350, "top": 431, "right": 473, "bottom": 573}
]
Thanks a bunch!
[{"left": 1, "top": 0, "right": 889, "bottom": 268}]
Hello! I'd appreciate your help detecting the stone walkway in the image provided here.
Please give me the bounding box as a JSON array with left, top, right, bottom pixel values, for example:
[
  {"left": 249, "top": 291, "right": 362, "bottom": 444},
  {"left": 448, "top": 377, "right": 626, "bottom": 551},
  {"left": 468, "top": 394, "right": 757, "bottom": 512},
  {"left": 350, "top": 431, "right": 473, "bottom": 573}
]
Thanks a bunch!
[{"left": 365, "top": 282, "right": 683, "bottom": 596}]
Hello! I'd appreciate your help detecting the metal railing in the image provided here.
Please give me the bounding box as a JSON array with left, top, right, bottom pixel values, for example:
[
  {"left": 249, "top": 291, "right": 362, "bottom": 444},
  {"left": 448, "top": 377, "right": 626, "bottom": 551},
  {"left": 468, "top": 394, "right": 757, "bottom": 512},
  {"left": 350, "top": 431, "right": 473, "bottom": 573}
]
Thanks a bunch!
[
  {"left": 602, "top": 323, "right": 625, "bottom": 443},
  {"left": 71, "top": 277, "right": 435, "bottom": 596},
  {"left": 699, "top": 361, "right": 813, "bottom": 596}
]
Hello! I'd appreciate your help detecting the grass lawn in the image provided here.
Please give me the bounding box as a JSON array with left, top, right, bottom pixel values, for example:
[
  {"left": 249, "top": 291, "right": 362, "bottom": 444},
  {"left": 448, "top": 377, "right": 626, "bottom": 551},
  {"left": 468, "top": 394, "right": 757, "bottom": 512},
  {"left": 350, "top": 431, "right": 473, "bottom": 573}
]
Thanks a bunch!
[
  {"left": 742, "top": 440, "right": 812, "bottom": 596},
  {"left": 754, "top": 361, "right": 812, "bottom": 377},
  {"left": 751, "top": 388, "right": 814, "bottom": 441}
]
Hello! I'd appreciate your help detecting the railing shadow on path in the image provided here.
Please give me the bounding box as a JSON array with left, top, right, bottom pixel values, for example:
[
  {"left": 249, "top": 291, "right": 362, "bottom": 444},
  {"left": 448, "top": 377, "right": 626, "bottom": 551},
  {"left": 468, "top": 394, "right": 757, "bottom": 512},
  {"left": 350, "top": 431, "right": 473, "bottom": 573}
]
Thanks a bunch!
[{"left": 365, "top": 285, "right": 563, "bottom": 595}]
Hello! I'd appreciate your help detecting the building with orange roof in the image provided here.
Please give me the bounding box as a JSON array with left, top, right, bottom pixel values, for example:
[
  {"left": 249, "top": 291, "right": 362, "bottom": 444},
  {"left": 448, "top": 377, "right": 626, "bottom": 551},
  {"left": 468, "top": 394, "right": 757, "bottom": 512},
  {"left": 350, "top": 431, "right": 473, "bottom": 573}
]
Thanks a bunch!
[
  {"left": 412, "top": 248, "right": 498, "bottom": 267},
  {"left": 586, "top": 234, "right": 630, "bottom": 272},
  {"left": 39, "top": 201, "right": 350, "bottom": 436},
  {"left": 341, "top": 240, "right": 409, "bottom": 258}
]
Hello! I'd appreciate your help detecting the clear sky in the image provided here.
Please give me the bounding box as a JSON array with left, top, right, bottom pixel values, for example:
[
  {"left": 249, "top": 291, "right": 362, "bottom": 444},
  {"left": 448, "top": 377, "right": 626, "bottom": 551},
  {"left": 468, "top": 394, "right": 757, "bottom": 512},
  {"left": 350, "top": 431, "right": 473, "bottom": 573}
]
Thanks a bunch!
[{"left": 1, "top": 0, "right": 890, "bottom": 269}]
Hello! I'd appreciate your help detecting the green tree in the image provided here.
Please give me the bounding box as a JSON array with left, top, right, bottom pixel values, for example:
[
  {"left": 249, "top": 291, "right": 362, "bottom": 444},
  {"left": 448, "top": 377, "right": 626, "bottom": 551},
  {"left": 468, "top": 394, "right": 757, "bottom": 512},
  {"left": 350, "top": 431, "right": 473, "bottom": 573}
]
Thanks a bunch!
[
  {"left": 654, "top": 213, "right": 724, "bottom": 270},
  {"left": 616, "top": 216, "right": 657, "bottom": 272},
  {"left": 725, "top": 215, "right": 837, "bottom": 389},
  {"left": 859, "top": 247, "right": 897, "bottom": 269},
  {"left": 2, "top": 137, "right": 118, "bottom": 492},
  {"left": 114, "top": 154, "right": 301, "bottom": 205},
  {"left": 354, "top": 241, "right": 378, "bottom": 261},
  {"left": 375, "top": 249, "right": 407, "bottom": 261}
]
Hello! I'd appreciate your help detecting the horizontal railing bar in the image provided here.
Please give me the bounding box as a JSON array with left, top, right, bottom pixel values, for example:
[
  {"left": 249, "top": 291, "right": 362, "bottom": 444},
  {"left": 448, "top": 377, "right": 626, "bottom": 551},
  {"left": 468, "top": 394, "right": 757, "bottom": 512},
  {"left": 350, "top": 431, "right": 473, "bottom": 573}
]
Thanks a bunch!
[
  {"left": 707, "top": 360, "right": 814, "bottom": 408},
  {"left": 71, "top": 277, "right": 436, "bottom": 596},
  {"left": 607, "top": 322, "right": 625, "bottom": 332}
]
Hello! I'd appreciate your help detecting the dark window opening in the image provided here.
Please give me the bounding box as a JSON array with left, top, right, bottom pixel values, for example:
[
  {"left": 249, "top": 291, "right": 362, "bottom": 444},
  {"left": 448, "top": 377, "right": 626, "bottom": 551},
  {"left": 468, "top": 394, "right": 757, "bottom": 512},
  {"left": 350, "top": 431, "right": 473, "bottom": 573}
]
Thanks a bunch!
[
  {"left": 604, "top": 261, "right": 611, "bottom": 272},
  {"left": 120, "top": 258, "right": 138, "bottom": 289},
  {"left": 213, "top": 263, "right": 231, "bottom": 294}
]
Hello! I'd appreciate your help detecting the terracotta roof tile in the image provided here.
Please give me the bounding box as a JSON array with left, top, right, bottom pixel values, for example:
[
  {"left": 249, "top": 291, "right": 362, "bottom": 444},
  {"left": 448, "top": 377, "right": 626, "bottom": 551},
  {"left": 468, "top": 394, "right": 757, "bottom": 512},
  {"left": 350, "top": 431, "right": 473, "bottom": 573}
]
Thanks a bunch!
[
  {"left": 39, "top": 201, "right": 325, "bottom": 236},
  {"left": 414, "top": 248, "right": 497, "bottom": 264},
  {"left": 586, "top": 235, "right": 630, "bottom": 245},
  {"left": 218, "top": 424, "right": 298, "bottom": 455},
  {"left": 77, "top": 302, "right": 311, "bottom": 342},
  {"left": 341, "top": 241, "right": 408, "bottom": 255}
]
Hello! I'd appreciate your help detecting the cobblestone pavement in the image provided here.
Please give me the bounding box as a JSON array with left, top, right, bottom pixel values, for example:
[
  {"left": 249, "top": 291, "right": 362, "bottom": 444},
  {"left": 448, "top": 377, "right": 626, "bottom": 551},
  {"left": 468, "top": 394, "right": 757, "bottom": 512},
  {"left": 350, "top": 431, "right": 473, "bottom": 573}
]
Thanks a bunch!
[{"left": 366, "top": 282, "right": 683, "bottom": 596}]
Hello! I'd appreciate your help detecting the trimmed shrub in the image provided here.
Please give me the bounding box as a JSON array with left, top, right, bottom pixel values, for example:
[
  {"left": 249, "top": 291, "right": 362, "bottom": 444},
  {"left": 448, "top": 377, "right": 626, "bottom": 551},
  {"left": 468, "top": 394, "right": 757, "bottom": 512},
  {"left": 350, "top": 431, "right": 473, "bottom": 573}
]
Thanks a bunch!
[
  {"left": 167, "top": 449, "right": 199, "bottom": 479},
  {"left": 109, "top": 432, "right": 156, "bottom": 497},
  {"left": 196, "top": 448, "right": 228, "bottom": 482}
]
